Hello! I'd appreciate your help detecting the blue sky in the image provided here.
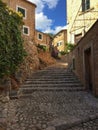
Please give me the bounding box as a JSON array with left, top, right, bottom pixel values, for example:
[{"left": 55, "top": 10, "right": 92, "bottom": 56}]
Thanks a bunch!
[{"left": 28, "top": 0, "right": 67, "bottom": 34}]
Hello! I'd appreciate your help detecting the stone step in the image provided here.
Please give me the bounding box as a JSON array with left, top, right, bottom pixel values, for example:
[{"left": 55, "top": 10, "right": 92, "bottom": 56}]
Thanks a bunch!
[
  {"left": 19, "top": 87, "right": 85, "bottom": 95},
  {"left": 31, "top": 75, "right": 76, "bottom": 78},
  {"left": 32, "top": 70, "right": 74, "bottom": 75},
  {"left": 33, "top": 70, "right": 74, "bottom": 75},
  {"left": 18, "top": 66, "right": 85, "bottom": 98},
  {"left": 26, "top": 75, "right": 77, "bottom": 80},
  {"left": 32, "top": 72, "right": 74, "bottom": 78},
  {"left": 25, "top": 78, "right": 79, "bottom": 83},
  {"left": 25, "top": 80, "right": 81, "bottom": 84},
  {"left": 31, "top": 71, "right": 76, "bottom": 75},
  {"left": 21, "top": 83, "right": 83, "bottom": 88}
]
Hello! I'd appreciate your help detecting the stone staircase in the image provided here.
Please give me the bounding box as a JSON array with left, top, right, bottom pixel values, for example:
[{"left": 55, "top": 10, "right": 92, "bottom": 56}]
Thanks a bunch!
[
  {"left": 8, "top": 64, "right": 98, "bottom": 130},
  {"left": 18, "top": 65, "right": 85, "bottom": 98}
]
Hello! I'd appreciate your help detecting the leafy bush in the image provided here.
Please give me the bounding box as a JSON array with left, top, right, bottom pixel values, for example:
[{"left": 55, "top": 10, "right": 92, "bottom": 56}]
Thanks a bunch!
[
  {"left": 0, "top": 1, "right": 26, "bottom": 78},
  {"left": 60, "top": 51, "right": 66, "bottom": 55},
  {"left": 37, "top": 44, "right": 48, "bottom": 52},
  {"left": 65, "top": 43, "right": 75, "bottom": 53}
]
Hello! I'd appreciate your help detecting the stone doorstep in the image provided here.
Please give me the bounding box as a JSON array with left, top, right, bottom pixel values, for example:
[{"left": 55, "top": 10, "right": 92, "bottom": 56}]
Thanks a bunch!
[{"left": 53, "top": 115, "right": 98, "bottom": 130}]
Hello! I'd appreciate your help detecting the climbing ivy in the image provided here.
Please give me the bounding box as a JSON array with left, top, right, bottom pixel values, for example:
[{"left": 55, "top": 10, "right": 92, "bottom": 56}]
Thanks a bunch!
[{"left": 0, "top": 0, "right": 26, "bottom": 78}]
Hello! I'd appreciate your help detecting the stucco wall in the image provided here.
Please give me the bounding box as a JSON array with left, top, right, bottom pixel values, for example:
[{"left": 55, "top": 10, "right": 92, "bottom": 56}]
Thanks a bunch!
[
  {"left": 67, "top": 0, "right": 98, "bottom": 43},
  {"left": 52, "top": 30, "right": 67, "bottom": 52}
]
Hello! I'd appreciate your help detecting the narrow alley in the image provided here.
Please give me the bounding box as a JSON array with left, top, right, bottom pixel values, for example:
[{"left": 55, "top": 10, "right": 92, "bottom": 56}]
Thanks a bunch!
[
  {"left": 0, "top": 0, "right": 98, "bottom": 130},
  {"left": 1, "top": 62, "right": 98, "bottom": 130}
]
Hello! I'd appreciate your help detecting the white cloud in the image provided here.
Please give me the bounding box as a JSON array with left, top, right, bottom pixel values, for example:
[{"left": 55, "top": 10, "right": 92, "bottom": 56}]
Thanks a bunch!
[
  {"left": 36, "top": 13, "right": 67, "bottom": 34},
  {"left": 28, "top": 0, "right": 44, "bottom": 13},
  {"left": 28, "top": 0, "right": 66, "bottom": 34},
  {"left": 36, "top": 12, "right": 52, "bottom": 30},
  {"left": 42, "top": 0, "right": 59, "bottom": 9},
  {"left": 28, "top": 0, "right": 59, "bottom": 12},
  {"left": 44, "top": 25, "right": 68, "bottom": 34}
]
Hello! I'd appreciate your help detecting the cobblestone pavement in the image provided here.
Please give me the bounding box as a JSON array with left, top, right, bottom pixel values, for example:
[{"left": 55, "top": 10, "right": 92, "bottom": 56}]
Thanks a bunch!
[
  {"left": 6, "top": 91, "right": 98, "bottom": 130},
  {"left": 0, "top": 63, "right": 98, "bottom": 130}
]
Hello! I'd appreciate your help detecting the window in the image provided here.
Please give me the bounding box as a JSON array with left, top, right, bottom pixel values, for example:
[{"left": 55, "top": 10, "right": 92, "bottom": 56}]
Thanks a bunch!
[
  {"left": 23, "top": 26, "right": 29, "bottom": 35},
  {"left": 57, "top": 42, "right": 62, "bottom": 47},
  {"left": 17, "top": 6, "right": 26, "bottom": 18},
  {"left": 38, "top": 33, "right": 43, "bottom": 40},
  {"left": 82, "top": 0, "right": 90, "bottom": 12},
  {"left": 85, "top": 0, "right": 90, "bottom": 10}
]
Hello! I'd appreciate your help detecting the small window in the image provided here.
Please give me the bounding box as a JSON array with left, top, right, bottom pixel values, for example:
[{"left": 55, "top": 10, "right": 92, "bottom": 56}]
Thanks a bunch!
[
  {"left": 17, "top": 6, "right": 26, "bottom": 18},
  {"left": 82, "top": 0, "right": 90, "bottom": 12},
  {"left": 57, "top": 43, "right": 59, "bottom": 47},
  {"left": 85, "top": 0, "right": 90, "bottom": 10},
  {"left": 38, "top": 33, "right": 43, "bottom": 40},
  {"left": 57, "top": 42, "right": 62, "bottom": 46},
  {"left": 23, "top": 26, "right": 29, "bottom": 35}
]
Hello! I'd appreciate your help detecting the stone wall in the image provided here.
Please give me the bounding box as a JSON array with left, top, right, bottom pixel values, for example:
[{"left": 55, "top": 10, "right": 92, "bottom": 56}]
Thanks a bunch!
[
  {"left": 65, "top": 20, "right": 98, "bottom": 97},
  {"left": 3, "top": 0, "right": 36, "bottom": 42},
  {"left": 35, "top": 30, "right": 52, "bottom": 47}
]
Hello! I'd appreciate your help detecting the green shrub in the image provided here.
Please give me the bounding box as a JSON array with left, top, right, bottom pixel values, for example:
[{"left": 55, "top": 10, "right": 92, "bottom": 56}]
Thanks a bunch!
[
  {"left": 37, "top": 44, "right": 48, "bottom": 52},
  {"left": 60, "top": 51, "right": 66, "bottom": 55},
  {"left": 65, "top": 43, "right": 75, "bottom": 53},
  {"left": 0, "top": 0, "right": 26, "bottom": 78}
]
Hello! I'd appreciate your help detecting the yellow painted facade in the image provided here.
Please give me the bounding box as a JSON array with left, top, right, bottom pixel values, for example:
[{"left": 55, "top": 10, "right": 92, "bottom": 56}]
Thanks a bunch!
[
  {"left": 52, "top": 30, "right": 67, "bottom": 52},
  {"left": 67, "top": 0, "right": 98, "bottom": 43}
]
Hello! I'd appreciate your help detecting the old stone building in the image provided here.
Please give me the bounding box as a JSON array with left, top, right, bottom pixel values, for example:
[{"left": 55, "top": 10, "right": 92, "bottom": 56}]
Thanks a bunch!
[
  {"left": 3, "top": 0, "right": 36, "bottom": 42},
  {"left": 52, "top": 29, "right": 67, "bottom": 52},
  {"left": 67, "top": 0, "right": 98, "bottom": 43},
  {"left": 65, "top": 20, "right": 98, "bottom": 97},
  {"left": 35, "top": 30, "right": 52, "bottom": 47}
]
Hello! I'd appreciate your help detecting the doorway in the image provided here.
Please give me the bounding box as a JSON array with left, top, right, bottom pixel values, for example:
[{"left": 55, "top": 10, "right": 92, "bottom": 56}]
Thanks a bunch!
[{"left": 84, "top": 47, "right": 93, "bottom": 91}]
